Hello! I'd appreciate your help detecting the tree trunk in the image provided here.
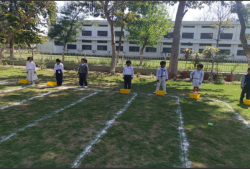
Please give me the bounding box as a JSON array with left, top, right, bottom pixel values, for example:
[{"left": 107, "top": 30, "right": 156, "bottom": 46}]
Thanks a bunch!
[
  {"left": 10, "top": 37, "right": 14, "bottom": 59},
  {"left": 169, "top": 1, "right": 186, "bottom": 76},
  {"left": 139, "top": 43, "right": 147, "bottom": 66},
  {"left": 62, "top": 43, "right": 66, "bottom": 61},
  {"left": 117, "top": 25, "right": 124, "bottom": 64},
  {"left": 236, "top": 1, "right": 250, "bottom": 66}
]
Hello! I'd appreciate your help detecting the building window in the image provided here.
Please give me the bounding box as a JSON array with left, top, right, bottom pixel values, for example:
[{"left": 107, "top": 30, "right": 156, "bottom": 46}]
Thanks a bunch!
[
  {"left": 83, "top": 24, "right": 92, "bottom": 26},
  {"left": 180, "top": 48, "right": 192, "bottom": 53},
  {"left": 164, "top": 32, "right": 173, "bottom": 38},
  {"left": 82, "top": 40, "right": 92, "bottom": 43},
  {"left": 220, "top": 33, "right": 233, "bottom": 39},
  {"left": 199, "top": 43, "right": 212, "bottom": 46},
  {"left": 115, "top": 31, "right": 124, "bottom": 36},
  {"left": 97, "top": 31, "right": 108, "bottom": 36},
  {"left": 67, "top": 44, "right": 77, "bottom": 49},
  {"left": 116, "top": 46, "right": 123, "bottom": 51},
  {"left": 218, "top": 44, "right": 231, "bottom": 47},
  {"left": 99, "top": 24, "right": 108, "bottom": 27},
  {"left": 82, "top": 31, "right": 92, "bottom": 36},
  {"left": 182, "top": 33, "right": 194, "bottom": 39},
  {"left": 129, "top": 46, "right": 140, "bottom": 52},
  {"left": 146, "top": 47, "right": 157, "bottom": 52},
  {"left": 221, "top": 26, "right": 234, "bottom": 28},
  {"left": 238, "top": 44, "right": 242, "bottom": 47},
  {"left": 129, "top": 42, "right": 137, "bottom": 44},
  {"left": 200, "top": 33, "right": 213, "bottom": 39},
  {"left": 199, "top": 49, "right": 204, "bottom": 53},
  {"left": 181, "top": 43, "right": 193, "bottom": 46},
  {"left": 82, "top": 45, "right": 92, "bottom": 50},
  {"left": 116, "top": 41, "right": 123, "bottom": 44},
  {"left": 237, "top": 50, "right": 245, "bottom": 55},
  {"left": 183, "top": 26, "right": 195, "bottom": 28},
  {"left": 163, "top": 48, "right": 171, "bottom": 53},
  {"left": 97, "top": 45, "right": 107, "bottom": 51},
  {"left": 54, "top": 41, "right": 64, "bottom": 46},
  {"left": 71, "top": 40, "right": 76, "bottom": 42},
  {"left": 202, "top": 26, "right": 212, "bottom": 28},
  {"left": 97, "top": 40, "right": 107, "bottom": 43},
  {"left": 219, "top": 49, "right": 230, "bottom": 54},
  {"left": 163, "top": 42, "right": 172, "bottom": 45}
]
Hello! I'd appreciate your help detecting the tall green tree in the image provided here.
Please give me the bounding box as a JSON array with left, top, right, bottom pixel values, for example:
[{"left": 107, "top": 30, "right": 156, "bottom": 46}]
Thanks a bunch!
[
  {"left": 48, "top": 1, "right": 88, "bottom": 61},
  {"left": 0, "top": 1, "right": 57, "bottom": 63},
  {"left": 125, "top": 3, "right": 173, "bottom": 65}
]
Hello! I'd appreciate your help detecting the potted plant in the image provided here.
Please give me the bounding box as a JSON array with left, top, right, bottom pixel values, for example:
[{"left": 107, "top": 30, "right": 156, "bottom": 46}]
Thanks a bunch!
[
  {"left": 180, "top": 48, "right": 194, "bottom": 78},
  {"left": 226, "top": 63, "right": 239, "bottom": 81},
  {"left": 171, "top": 73, "right": 178, "bottom": 81}
]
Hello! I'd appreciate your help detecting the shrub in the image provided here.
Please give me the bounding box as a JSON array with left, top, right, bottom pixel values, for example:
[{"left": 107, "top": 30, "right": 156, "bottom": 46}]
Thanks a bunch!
[{"left": 214, "top": 76, "right": 225, "bottom": 84}]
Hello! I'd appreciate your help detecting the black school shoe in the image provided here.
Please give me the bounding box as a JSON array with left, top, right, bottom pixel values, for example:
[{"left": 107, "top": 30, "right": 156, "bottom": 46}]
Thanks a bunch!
[{"left": 240, "top": 99, "right": 244, "bottom": 104}]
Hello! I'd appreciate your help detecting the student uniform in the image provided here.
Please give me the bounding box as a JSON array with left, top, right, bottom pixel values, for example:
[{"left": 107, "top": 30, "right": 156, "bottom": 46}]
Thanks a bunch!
[
  {"left": 156, "top": 67, "right": 168, "bottom": 91},
  {"left": 190, "top": 70, "right": 204, "bottom": 87},
  {"left": 78, "top": 63, "right": 88, "bottom": 87},
  {"left": 54, "top": 63, "right": 64, "bottom": 86},
  {"left": 240, "top": 73, "right": 250, "bottom": 102},
  {"left": 123, "top": 66, "right": 134, "bottom": 89},
  {"left": 26, "top": 61, "right": 38, "bottom": 83}
]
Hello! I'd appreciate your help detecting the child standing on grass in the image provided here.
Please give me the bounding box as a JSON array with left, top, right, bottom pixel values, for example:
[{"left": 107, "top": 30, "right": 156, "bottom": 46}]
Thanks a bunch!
[
  {"left": 154, "top": 61, "right": 168, "bottom": 94},
  {"left": 190, "top": 64, "right": 204, "bottom": 94},
  {"left": 26, "top": 57, "right": 38, "bottom": 85},
  {"left": 54, "top": 58, "right": 64, "bottom": 86},
  {"left": 77, "top": 58, "right": 88, "bottom": 88},
  {"left": 240, "top": 68, "right": 250, "bottom": 103},
  {"left": 123, "top": 60, "right": 134, "bottom": 89}
]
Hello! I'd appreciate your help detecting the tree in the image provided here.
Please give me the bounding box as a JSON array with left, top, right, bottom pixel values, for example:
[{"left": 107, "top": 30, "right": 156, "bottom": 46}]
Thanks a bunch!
[
  {"left": 168, "top": 1, "right": 213, "bottom": 77},
  {"left": 182, "top": 48, "right": 194, "bottom": 69},
  {"left": 48, "top": 1, "right": 88, "bottom": 61},
  {"left": 125, "top": 3, "right": 173, "bottom": 65},
  {"left": 192, "top": 50, "right": 202, "bottom": 67},
  {"left": 0, "top": 1, "right": 57, "bottom": 63},
  {"left": 232, "top": 1, "right": 250, "bottom": 66},
  {"left": 202, "top": 46, "right": 220, "bottom": 74}
]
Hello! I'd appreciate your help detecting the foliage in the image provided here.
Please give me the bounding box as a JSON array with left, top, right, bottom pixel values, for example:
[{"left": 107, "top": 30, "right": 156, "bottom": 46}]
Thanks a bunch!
[
  {"left": 214, "top": 75, "right": 225, "bottom": 84},
  {"left": 192, "top": 50, "right": 202, "bottom": 67},
  {"left": 136, "top": 72, "right": 141, "bottom": 78}
]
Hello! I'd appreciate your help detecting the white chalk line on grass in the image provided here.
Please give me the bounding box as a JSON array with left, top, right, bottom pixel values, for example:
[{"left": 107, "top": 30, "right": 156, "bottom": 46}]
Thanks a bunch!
[
  {"left": 0, "top": 86, "right": 73, "bottom": 110},
  {"left": 0, "top": 85, "right": 32, "bottom": 94},
  {"left": 0, "top": 91, "right": 100, "bottom": 144},
  {"left": 168, "top": 95, "right": 191, "bottom": 168},
  {"left": 0, "top": 81, "right": 19, "bottom": 84},
  {"left": 71, "top": 93, "right": 137, "bottom": 168}
]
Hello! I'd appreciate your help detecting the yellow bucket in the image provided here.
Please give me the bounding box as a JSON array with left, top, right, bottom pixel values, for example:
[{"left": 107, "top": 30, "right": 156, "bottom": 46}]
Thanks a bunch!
[
  {"left": 120, "top": 89, "right": 130, "bottom": 94},
  {"left": 19, "top": 79, "right": 30, "bottom": 84},
  {"left": 47, "top": 82, "right": 57, "bottom": 86},
  {"left": 155, "top": 90, "right": 165, "bottom": 95},
  {"left": 189, "top": 93, "right": 200, "bottom": 99},
  {"left": 244, "top": 99, "right": 250, "bottom": 106}
]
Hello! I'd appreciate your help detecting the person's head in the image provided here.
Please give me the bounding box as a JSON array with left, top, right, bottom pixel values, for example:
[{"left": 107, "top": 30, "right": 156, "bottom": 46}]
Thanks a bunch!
[
  {"left": 248, "top": 68, "right": 250, "bottom": 74},
  {"left": 27, "top": 57, "right": 33, "bottom": 62},
  {"left": 126, "top": 60, "right": 131, "bottom": 66},
  {"left": 197, "top": 64, "right": 203, "bottom": 71},
  {"left": 56, "top": 58, "right": 61, "bottom": 64},
  {"left": 81, "top": 58, "right": 87, "bottom": 64},
  {"left": 160, "top": 61, "right": 166, "bottom": 68}
]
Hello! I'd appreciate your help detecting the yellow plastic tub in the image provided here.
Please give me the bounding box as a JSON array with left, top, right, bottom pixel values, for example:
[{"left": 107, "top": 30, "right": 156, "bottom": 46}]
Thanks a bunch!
[
  {"left": 244, "top": 99, "right": 250, "bottom": 105},
  {"left": 189, "top": 93, "right": 200, "bottom": 99},
  {"left": 120, "top": 89, "right": 130, "bottom": 94},
  {"left": 19, "top": 79, "right": 30, "bottom": 84},
  {"left": 47, "top": 82, "right": 57, "bottom": 86},
  {"left": 155, "top": 90, "right": 166, "bottom": 95}
]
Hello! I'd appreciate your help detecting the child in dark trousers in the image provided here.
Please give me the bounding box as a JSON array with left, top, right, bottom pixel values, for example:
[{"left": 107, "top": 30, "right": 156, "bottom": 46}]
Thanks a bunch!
[
  {"left": 54, "top": 58, "right": 64, "bottom": 86},
  {"left": 123, "top": 60, "right": 134, "bottom": 89},
  {"left": 77, "top": 58, "right": 88, "bottom": 88},
  {"left": 240, "top": 68, "right": 250, "bottom": 103}
]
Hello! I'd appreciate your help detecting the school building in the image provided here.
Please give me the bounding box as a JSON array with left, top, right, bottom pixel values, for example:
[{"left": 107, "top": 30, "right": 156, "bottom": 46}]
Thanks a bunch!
[{"left": 36, "top": 20, "right": 250, "bottom": 60}]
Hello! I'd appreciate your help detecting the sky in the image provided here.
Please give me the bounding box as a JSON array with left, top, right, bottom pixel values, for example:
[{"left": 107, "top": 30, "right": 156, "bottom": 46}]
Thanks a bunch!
[{"left": 55, "top": 1, "right": 250, "bottom": 21}]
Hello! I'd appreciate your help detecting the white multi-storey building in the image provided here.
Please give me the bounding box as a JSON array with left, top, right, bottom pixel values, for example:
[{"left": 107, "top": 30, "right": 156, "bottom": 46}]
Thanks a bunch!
[{"left": 36, "top": 20, "right": 250, "bottom": 60}]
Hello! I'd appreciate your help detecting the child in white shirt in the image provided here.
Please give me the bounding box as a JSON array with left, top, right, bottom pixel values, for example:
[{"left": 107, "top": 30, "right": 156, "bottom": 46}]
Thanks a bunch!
[
  {"left": 190, "top": 64, "right": 204, "bottom": 94},
  {"left": 26, "top": 57, "right": 38, "bottom": 85},
  {"left": 155, "top": 61, "right": 168, "bottom": 94},
  {"left": 123, "top": 60, "right": 134, "bottom": 89},
  {"left": 54, "top": 58, "right": 64, "bottom": 86}
]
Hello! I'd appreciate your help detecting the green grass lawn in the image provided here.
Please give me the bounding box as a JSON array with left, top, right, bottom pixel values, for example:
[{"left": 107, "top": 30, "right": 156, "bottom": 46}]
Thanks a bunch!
[{"left": 0, "top": 66, "right": 250, "bottom": 168}]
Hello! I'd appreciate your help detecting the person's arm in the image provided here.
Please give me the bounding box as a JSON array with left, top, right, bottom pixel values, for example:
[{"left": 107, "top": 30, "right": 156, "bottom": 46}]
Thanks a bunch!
[
  {"left": 33, "top": 62, "right": 36, "bottom": 72},
  {"left": 156, "top": 68, "right": 159, "bottom": 81},
  {"left": 86, "top": 64, "right": 88, "bottom": 76},
  {"left": 241, "top": 75, "right": 246, "bottom": 88},
  {"left": 61, "top": 64, "right": 64, "bottom": 73},
  {"left": 26, "top": 62, "right": 28, "bottom": 72},
  {"left": 54, "top": 64, "right": 56, "bottom": 73},
  {"left": 77, "top": 66, "right": 80, "bottom": 75},
  {"left": 123, "top": 67, "right": 125, "bottom": 78},
  {"left": 190, "top": 71, "right": 194, "bottom": 80},
  {"left": 166, "top": 68, "right": 168, "bottom": 80},
  {"left": 200, "top": 71, "right": 204, "bottom": 84},
  {"left": 131, "top": 67, "right": 134, "bottom": 78}
]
